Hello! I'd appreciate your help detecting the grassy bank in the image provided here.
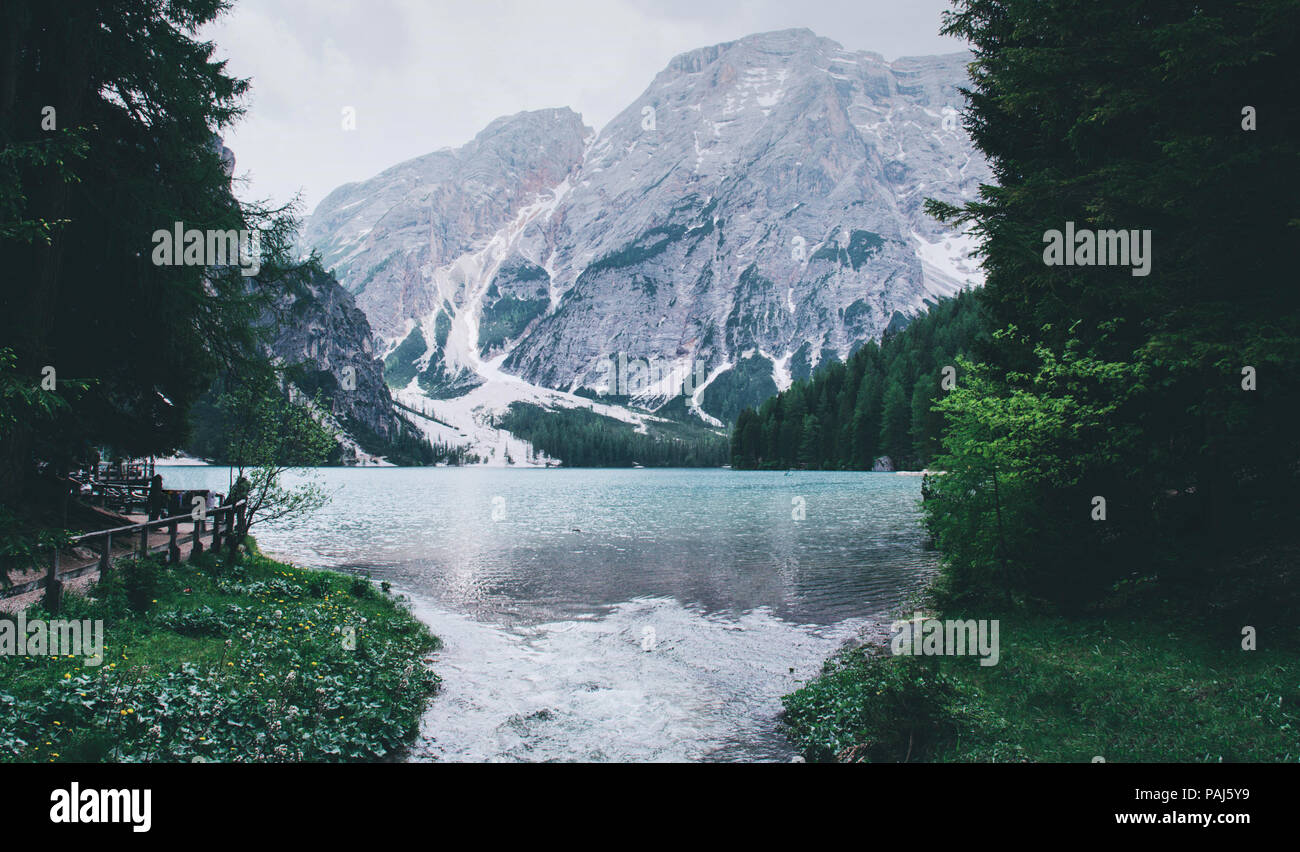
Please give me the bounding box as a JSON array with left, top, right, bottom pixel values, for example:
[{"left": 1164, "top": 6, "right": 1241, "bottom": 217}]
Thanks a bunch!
[
  {"left": 782, "top": 610, "right": 1299, "bottom": 763},
  {"left": 0, "top": 542, "right": 440, "bottom": 762}
]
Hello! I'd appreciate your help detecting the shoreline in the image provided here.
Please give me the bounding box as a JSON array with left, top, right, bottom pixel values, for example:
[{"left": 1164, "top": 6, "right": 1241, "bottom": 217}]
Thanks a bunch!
[
  {"left": 0, "top": 540, "right": 440, "bottom": 763},
  {"left": 783, "top": 600, "right": 1300, "bottom": 763}
]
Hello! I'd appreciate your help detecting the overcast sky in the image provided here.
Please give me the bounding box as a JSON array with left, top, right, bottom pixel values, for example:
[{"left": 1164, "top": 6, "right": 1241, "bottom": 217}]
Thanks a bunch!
[{"left": 201, "top": 0, "right": 966, "bottom": 216}]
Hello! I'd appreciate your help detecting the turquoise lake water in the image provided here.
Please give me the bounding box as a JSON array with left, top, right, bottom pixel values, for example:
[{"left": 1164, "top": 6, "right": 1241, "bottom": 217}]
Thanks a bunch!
[{"left": 157, "top": 466, "right": 937, "bottom": 761}]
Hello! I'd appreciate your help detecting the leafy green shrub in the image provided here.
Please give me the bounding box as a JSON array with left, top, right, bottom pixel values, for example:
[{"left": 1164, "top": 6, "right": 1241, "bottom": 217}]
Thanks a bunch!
[
  {"left": 203, "top": 551, "right": 247, "bottom": 581},
  {"left": 0, "top": 505, "right": 74, "bottom": 588},
  {"left": 0, "top": 551, "right": 440, "bottom": 763},
  {"left": 782, "top": 649, "right": 959, "bottom": 762},
  {"left": 153, "top": 604, "right": 250, "bottom": 637},
  {"left": 121, "top": 558, "right": 162, "bottom": 614},
  {"left": 923, "top": 347, "right": 1141, "bottom": 608}
]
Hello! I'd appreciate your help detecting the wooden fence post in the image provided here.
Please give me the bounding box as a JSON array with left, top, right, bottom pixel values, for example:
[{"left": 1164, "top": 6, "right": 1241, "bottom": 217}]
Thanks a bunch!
[
  {"left": 139, "top": 524, "right": 149, "bottom": 559},
  {"left": 226, "top": 505, "right": 243, "bottom": 556},
  {"left": 168, "top": 519, "right": 180, "bottom": 564},
  {"left": 43, "top": 549, "right": 62, "bottom": 613},
  {"left": 192, "top": 517, "right": 205, "bottom": 558},
  {"left": 99, "top": 532, "right": 112, "bottom": 580}
]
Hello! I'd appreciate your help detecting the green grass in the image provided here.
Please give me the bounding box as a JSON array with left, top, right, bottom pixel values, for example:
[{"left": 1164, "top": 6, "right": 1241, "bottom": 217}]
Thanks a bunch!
[
  {"left": 0, "top": 542, "right": 440, "bottom": 762},
  {"left": 783, "top": 611, "right": 1300, "bottom": 763}
]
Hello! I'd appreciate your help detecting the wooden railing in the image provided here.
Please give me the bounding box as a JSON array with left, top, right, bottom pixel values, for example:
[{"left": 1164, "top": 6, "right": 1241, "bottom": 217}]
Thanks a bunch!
[
  {"left": 1, "top": 500, "right": 247, "bottom": 612},
  {"left": 82, "top": 480, "right": 151, "bottom": 513}
]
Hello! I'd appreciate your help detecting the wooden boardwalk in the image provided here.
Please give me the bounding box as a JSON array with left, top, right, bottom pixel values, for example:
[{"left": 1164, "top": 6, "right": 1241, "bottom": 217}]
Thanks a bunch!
[{"left": 0, "top": 501, "right": 245, "bottom": 614}]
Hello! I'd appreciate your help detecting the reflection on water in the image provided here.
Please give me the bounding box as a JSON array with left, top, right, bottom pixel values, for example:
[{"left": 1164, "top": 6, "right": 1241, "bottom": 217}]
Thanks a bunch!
[{"left": 156, "top": 466, "right": 937, "bottom": 761}]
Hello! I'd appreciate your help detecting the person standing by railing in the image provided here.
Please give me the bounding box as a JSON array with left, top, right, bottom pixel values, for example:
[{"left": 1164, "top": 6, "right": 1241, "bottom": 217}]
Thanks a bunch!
[{"left": 146, "top": 473, "right": 166, "bottom": 521}]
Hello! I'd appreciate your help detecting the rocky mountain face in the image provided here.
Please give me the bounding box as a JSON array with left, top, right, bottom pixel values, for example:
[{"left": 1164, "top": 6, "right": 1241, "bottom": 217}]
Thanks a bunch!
[
  {"left": 301, "top": 29, "right": 990, "bottom": 429},
  {"left": 191, "top": 140, "right": 411, "bottom": 465},
  {"left": 299, "top": 107, "right": 591, "bottom": 401},
  {"left": 261, "top": 264, "right": 407, "bottom": 464}
]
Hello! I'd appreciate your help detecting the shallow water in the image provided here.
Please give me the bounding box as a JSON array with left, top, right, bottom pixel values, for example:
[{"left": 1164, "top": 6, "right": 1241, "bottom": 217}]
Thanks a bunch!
[{"left": 156, "top": 466, "right": 937, "bottom": 761}]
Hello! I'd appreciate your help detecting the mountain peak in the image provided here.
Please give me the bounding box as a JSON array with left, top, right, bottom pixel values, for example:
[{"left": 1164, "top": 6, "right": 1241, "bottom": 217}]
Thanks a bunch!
[
  {"left": 301, "top": 32, "right": 990, "bottom": 442},
  {"left": 663, "top": 28, "right": 844, "bottom": 76},
  {"left": 475, "top": 107, "right": 591, "bottom": 144}
]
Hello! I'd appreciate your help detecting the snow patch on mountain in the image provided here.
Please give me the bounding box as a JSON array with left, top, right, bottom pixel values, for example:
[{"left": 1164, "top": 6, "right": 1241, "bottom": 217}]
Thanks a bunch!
[{"left": 300, "top": 29, "right": 993, "bottom": 462}]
